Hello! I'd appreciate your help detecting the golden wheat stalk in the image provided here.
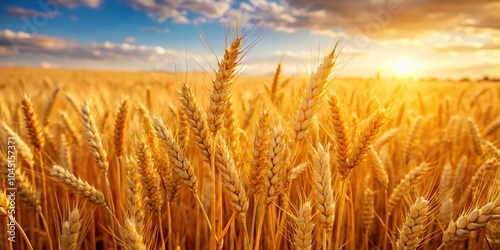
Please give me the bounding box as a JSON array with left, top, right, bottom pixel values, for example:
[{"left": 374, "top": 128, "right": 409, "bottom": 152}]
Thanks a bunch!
[
  {"left": 292, "top": 47, "right": 336, "bottom": 141},
  {"left": 215, "top": 134, "right": 249, "bottom": 218},
  {"left": 348, "top": 109, "right": 386, "bottom": 171},
  {"left": 293, "top": 201, "right": 314, "bottom": 250},
  {"left": 467, "top": 117, "right": 483, "bottom": 156},
  {"left": 484, "top": 119, "right": 500, "bottom": 137},
  {"left": 311, "top": 142, "right": 335, "bottom": 230},
  {"left": 270, "top": 62, "right": 282, "bottom": 103},
  {"left": 329, "top": 93, "right": 350, "bottom": 177},
  {"left": 114, "top": 99, "right": 128, "bottom": 157},
  {"left": 249, "top": 110, "right": 271, "bottom": 195},
  {"left": 50, "top": 165, "right": 106, "bottom": 206},
  {"left": 207, "top": 35, "right": 242, "bottom": 134},
  {"left": 16, "top": 167, "right": 41, "bottom": 211},
  {"left": 81, "top": 103, "right": 109, "bottom": 173},
  {"left": 367, "top": 147, "right": 389, "bottom": 188},
  {"left": 179, "top": 83, "right": 213, "bottom": 163},
  {"left": 2, "top": 123, "right": 35, "bottom": 168},
  {"left": 125, "top": 159, "right": 145, "bottom": 224},
  {"left": 60, "top": 134, "right": 73, "bottom": 171},
  {"left": 153, "top": 117, "right": 198, "bottom": 193},
  {"left": 363, "top": 188, "right": 375, "bottom": 233},
  {"left": 443, "top": 201, "right": 500, "bottom": 244},
  {"left": 60, "top": 207, "right": 81, "bottom": 250},
  {"left": 21, "top": 95, "right": 45, "bottom": 151},
  {"left": 388, "top": 163, "right": 428, "bottom": 212},
  {"left": 396, "top": 197, "right": 429, "bottom": 250},
  {"left": 120, "top": 217, "right": 147, "bottom": 250},
  {"left": 264, "top": 126, "right": 285, "bottom": 205},
  {"left": 134, "top": 139, "right": 164, "bottom": 212}
]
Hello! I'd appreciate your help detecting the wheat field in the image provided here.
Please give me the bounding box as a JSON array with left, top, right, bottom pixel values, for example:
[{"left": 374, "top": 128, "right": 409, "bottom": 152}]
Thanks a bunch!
[{"left": 0, "top": 34, "right": 500, "bottom": 250}]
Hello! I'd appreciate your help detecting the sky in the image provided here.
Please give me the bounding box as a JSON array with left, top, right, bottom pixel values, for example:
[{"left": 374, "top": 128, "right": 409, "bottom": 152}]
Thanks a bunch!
[{"left": 0, "top": 0, "right": 499, "bottom": 79}]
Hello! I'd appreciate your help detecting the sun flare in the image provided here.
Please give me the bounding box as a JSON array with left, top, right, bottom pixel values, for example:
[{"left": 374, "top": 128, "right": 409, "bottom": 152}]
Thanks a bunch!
[{"left": 394, "top": 59, "right": 415, "bottom": 76}]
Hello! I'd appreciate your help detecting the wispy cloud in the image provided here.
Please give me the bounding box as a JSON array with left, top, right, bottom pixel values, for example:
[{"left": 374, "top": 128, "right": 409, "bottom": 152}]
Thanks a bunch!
[
  {"left": 232, "top": 0, "right": 500, "bottom": 40},
  {"left": 124, "top": 36, "right": 136, "bottom": 43},
  {"left": 141, "top": 27, "right": 170, "bottom": 33},
  {"left": 0, "top": 29, "right": 178, "bottom": 62},
  {"left": 434, "top": 42, "right": 500, "bottom": 53},
  {"left": 49, "top": 0, "right": 102, "bottom": 8},
  {"left": 7, "top": 7, "right": 60, "bottom": 19},
  {"left": 123, "top": 0, "right": 232, "bottom": 23}
]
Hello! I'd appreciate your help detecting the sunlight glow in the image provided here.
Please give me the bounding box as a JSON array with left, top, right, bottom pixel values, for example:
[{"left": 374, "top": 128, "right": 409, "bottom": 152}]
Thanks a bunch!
[{"left": 394, "top": 59, "right": 415, "bottom": 76}]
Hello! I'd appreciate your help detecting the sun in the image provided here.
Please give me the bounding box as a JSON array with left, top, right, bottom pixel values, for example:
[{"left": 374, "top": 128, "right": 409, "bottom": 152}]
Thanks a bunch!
[{"left": 394, "top": 59, "right": 415, "bottom": 76}]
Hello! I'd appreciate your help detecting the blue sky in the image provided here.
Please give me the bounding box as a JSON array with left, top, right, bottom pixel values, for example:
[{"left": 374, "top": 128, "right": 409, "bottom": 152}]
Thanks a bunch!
[{"left": 0, "top": 0, "right": 499, "bottom": 79}]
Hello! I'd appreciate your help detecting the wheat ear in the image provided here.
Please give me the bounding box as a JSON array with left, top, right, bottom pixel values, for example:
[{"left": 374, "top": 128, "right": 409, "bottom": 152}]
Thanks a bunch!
[
  {"left": 60, "top": 207, "right": 81, "bottom": 250},
  {"left": 293, "top": 201, "right": 314, "bottom": 250},
  {"left": 249, "top": 110, "right": 271, "bottom": 195},
  {"left": 367, "top": 147, "right": 389, "bottom": 188},
  {"left": 311, "top": 142, "right": 335, "bottom": 230},
  {"left": 292, "top": 47, "right": 336, "bottom": 141},
  {"left": 134, "top": 139, "right": 163, "bottom": 212},
  {"left": 207, "top": 35, "right": 242, "bottom": 134},
  {"left": 363, "top": 188, "right": 375, "bottom": 233},
  {"left": 443, "top": 201, "right": 500, "bottom": 243},
  {"left": 485, "top": 119, "right": 500, "bottom": 137},
  {"left": 467, "top": 117, "right": 483, "bottom": 155},
  {"left": 329, "top": 93, "right": 350, "bottom": 177},
  {"left": 2, "top": 123, "right": 35, "bottom": 168},
  {"left": 179, "top": 83, "right": 213, "bottom": 163},
  {"left": 121, "top": 217, "right": 147, "bottom": 250},
  {"left": 215, "top": 134, "right": 249, "bottom": 218},
  {"left": 270, "top": 62, "right": 282, "bottom": 103},
  {"left": 50, "top": 165, "right": 106, "bottom": 206},
  {"left": 388, "top": 163, "right": 428, "bottom": 212},
  {"left": 438, "top": 162, "right": 452, "bottom": 199},
  {"left": 348, "top": 109, "right": 386, "bottom": 170},
  {"left": 60, "top": 134, "right": 73, "bottom": 171},
  {"left": 81, "top": 103, "right": 109, "bottom": 173},
  {"left": 125, "top": 160, "right": 145, "bottom": 225},
  {"left": 153, "top": 117, "right": 198, "bottom": 193},
  {"left": 16, "top": 167, "right": 41, "bottom": 211},
  {"left": 463, "top": 159, "right": 497, "bottom": 201},
  {"left": 21, "top": 95, "right": 44, "bottom": 151},
  {"left": 483, "top": 140, "right": 500, "bottom": 159},
  {"left": 264, "top": 126, "right": 285, "bottom": 205},
  {"left": 396, "top": 197, "right": 429, "bottom": 250},
  {"left": 114, "top": 99, "right": 128, "bottom": 157}
]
